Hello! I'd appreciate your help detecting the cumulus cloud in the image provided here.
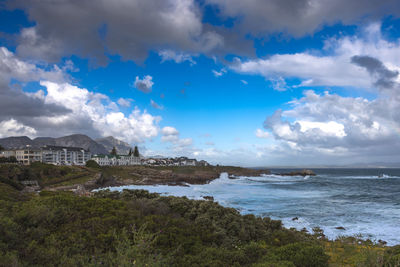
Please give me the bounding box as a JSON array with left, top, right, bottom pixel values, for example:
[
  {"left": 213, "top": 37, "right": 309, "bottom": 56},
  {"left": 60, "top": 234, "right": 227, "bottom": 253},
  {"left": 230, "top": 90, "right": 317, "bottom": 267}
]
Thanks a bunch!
[
  {"left": 231, "top": 23, "right": 400, "bottom": 91},
  {"left": 0, "top": 119, "right": 37, "bottom": 138},
  {"left": 36, "top": 81, "right": 161, "bottom": 143},
  {"left": 263, "top": 88, "right": 400, "bottom": 162},
  {"left": 0, "top": 49, "right": 161, "bottom": 143},
  {"left": 134, "top": 75, "right": 154, "bottom": 93},
  {"left": 117, "top": 98, "right": 133, "bottom": 107},
  {"left": 206, "top": 0, "right": 400, "bottom": 37},
  {"left": 161, "top": 126, "right": 193, "bottom": 150}
]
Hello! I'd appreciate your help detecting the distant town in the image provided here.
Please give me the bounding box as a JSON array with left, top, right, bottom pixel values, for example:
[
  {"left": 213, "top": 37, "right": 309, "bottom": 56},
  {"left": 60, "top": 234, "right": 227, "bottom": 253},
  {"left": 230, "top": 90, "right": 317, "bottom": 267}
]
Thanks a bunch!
[{"left": 0, "top": 144, "right": 210, "bottom": 167}]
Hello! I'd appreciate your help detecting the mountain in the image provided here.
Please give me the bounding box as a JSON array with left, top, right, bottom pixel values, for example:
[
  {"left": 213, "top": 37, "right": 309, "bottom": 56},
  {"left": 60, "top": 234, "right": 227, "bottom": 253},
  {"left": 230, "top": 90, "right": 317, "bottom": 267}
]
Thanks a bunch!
[
  {"left": 46, "top": 134, "right": 109, "bottom": 154},
  {"left": 0, "top": 134, "right": 109, "bottom": 154},
  {"left": 0, "top": 136, "right": 35, "bottom": 149},
  {"left": 95, "top": 136, "right": 132, "bottom": 155}
]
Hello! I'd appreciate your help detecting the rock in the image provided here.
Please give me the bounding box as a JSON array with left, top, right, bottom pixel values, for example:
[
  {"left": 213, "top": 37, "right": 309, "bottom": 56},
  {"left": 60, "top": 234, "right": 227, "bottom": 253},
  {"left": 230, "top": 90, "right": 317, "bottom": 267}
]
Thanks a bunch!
[
  {"left": 203, "top": 196, "right": 214, "bottom": 201},
  {"left": 335, "top": 226, "right": 346, "bottom": 230},
  {"left": 378, "top": 239, "right": 387, "bottom": 245},
  {"left": 292, "top": 217, "right": 299, "bottom": 221},
  {"left": 280, "top": 169, "right": 316, "bottom": 176}
]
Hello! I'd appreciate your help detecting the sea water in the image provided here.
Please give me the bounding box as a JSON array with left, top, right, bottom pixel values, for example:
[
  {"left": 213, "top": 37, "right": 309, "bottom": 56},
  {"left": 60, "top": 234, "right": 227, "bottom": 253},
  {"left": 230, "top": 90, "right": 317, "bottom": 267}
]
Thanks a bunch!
[{"left": 104, "top": 168, "right": 400, "bottom": 245}]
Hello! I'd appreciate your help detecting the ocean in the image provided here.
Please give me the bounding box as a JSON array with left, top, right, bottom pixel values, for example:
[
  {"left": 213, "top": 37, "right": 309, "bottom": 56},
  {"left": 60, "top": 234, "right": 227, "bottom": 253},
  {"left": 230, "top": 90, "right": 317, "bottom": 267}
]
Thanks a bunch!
[{"left": 104, "top": 168, "right": 400, "bottom": 245}]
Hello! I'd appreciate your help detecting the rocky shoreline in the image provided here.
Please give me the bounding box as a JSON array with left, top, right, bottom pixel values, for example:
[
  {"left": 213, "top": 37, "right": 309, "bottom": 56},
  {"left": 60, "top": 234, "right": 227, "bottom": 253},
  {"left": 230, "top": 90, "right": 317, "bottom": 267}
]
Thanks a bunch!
[{"left": 42, "top": 166, "right": 318, "bottom": 194}]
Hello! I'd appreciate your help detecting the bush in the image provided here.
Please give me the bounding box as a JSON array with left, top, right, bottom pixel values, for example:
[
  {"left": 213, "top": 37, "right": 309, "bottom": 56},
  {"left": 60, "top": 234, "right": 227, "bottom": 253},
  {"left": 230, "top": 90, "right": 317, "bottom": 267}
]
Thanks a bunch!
[
  {"left": 276, "top": 242, "right": 329, "bottom": 267},
  {"left": 85, "top": 160, "right": 100, "bottom": 168},
  {"left": 0, "top": 177, "right": 23, "bottom": 191}
]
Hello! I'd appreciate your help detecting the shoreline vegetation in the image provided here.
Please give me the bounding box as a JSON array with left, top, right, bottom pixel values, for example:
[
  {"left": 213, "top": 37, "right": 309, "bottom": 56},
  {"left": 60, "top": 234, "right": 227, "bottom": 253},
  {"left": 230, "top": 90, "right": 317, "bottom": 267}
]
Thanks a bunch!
[{"left": 0, "top": 163, "right": 399, "bottom": 266}]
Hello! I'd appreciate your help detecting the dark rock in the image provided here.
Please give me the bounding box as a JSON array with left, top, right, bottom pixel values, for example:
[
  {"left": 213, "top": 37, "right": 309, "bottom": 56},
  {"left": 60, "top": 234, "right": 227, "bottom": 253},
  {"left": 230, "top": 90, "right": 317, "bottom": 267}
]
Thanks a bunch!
[
  {"left": 292, "top": 217, "right": 299, "bottom": 221},
  {"left": 335, "top": 226, "right": 346, "bottom": 230},
  {"left": 378, "top": 239, "right": 387, "bottom": 245},
  {"left": 203, "top": 196, "right": 214, "bottom": 201},
  {"left": 280, "top": 169, "right": 316, "bottom": 176}
]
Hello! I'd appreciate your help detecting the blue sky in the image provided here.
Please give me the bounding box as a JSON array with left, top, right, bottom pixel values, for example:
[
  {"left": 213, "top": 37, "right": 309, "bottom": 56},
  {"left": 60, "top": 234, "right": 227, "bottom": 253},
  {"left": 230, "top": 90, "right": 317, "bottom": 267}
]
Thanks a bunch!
[{"left": 1, "top": 0, "right": 400, "bottom": 166}]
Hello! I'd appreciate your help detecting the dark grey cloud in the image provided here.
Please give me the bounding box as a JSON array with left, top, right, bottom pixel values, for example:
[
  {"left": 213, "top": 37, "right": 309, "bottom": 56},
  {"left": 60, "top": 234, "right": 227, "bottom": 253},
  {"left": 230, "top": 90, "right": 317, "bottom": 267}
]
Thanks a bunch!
[
  {"left": 206, "top": 0, "right": 400, "bottom": 37},
  {"left": 0, "top": 83, "right": 70, "bottom": 118},
  {"left": 351, "top": 55, "right": 399, "bottom": 89},
  {"left": 7, "top": 0, "right": 253, "bottom": 64},
  {"left": 0, "top": 47, "right": 71, "bottom": 122}
]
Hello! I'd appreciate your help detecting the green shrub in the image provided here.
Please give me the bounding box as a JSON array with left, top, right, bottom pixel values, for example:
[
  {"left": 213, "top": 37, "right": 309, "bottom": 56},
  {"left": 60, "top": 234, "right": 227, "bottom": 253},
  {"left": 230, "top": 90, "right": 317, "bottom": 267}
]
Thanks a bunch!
[
  {"left": 85, "top": 160, "right": 101, "bottom": 169},
  {"left": 276, "top": 242, "right": 329, "bottom": 267}
]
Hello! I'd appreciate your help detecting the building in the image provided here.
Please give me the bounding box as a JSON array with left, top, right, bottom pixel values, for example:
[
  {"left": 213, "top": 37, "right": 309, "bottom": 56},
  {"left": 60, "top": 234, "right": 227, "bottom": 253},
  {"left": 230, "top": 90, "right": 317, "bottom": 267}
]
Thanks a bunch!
[
  {"left": 41, "top": 145, "right": 91, "bottom": 165},
  {"left": 141, "top": 156, "right": 210, "bottom": 167},
  {"left": 14, "top": 147, "right": 42, "bottom": 165},
  {"left": 92, "top": 154, "right": 141, "bottom": 166},
  {"left": 0, "top": 150, "right": 16, "bottom": 158}
]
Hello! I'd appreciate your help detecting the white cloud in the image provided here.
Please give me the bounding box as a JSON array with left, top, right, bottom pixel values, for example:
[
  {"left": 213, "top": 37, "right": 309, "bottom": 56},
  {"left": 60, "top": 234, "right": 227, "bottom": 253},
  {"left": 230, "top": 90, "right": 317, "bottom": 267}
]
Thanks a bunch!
[
  {"left": 297, "top": 120, "right": 346, "bottom": 138},
  {"left": 0, "top": 119, "right": 37, "bottom": 138},
  {"left": 0, "top": 46, "right": 66, "bottom": 83},
  {"left": 263, "top": 89, "right": 400, "bottom": 162},
  {"left": 161, "top": 126, "right": 193, "bottom": 150},
  {"left": 212, "top": 68, "right": 227, "bottom": 77},
  {"left": 161, "top": 126, "right": 180, "bottom": 142},
  {"left": 240, "top": 79, "right": 248, "bottom": 85},
  {"left": 117, "top": 98, "right": 133, "bottom": 107},
  {"left": 255, "top": 128, "right": 270, "bottom": 139},
  {"left": 134, "top": 75, "right": 154, "bottom": 93},
  {"left": 40, "top": 81, "right": 160, "bottom": 143},
  {"left": 158, "top": 50, "right": 196, "bottom": 65},
  {"left": 231, "top": 23, "right": 400, "bottom": 91}
]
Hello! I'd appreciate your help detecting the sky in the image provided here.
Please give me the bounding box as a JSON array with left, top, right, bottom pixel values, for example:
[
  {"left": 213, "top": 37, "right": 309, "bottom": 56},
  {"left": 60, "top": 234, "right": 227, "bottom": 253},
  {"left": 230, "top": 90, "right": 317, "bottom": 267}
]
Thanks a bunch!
[{"left": 1, "top": 0, "right": 400, "bottom": 167}]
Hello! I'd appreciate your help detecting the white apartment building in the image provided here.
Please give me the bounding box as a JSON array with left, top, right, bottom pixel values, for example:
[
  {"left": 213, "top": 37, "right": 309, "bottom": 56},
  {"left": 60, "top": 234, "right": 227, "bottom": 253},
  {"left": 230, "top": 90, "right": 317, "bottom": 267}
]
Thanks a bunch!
[
  {"left": 1, "top": 145, "right": 90, "bottom": 165},
  {"left": 41, "top": 146, "right": 91, "bottom": 165}
]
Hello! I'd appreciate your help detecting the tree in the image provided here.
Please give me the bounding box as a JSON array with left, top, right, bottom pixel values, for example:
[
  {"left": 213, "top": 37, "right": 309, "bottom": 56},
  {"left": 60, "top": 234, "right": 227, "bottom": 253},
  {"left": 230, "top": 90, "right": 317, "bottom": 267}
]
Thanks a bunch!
[
  {"left": 0, "top": 145, "right": 4, "bottom": 151},
  {"left": 110, "top": 147, "right": 117, "bottom": 156},
  {"left": 128, "top": 148, "right": 132, "bottom": 156},
  {"left": 133, "top": 146, "right": 139, "bottom": 157}
]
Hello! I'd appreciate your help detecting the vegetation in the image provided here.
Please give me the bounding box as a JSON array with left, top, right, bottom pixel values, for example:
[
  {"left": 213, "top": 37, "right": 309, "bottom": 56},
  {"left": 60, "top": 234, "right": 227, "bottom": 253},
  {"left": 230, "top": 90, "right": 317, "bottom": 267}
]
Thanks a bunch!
[
  {"left": 0, "top": 156, "right": 17, "bottom": 163},
  {"left": 0, "top": 163, "right": 97, "bottom": 188},
  {"left": 0, "top": 186, "right": 329, "bottom": 266},
  {"left": 134, "top": 145, "right": 139, "bottom": 157},
  {"left": 85, "top": 159, "right": 101, "bottom": 169},
  {"left": 110, "top": 146, "right": 117, "bottom": 156},
  {"left": 0, "top": 164, "right": 399, "bottom": 266}
]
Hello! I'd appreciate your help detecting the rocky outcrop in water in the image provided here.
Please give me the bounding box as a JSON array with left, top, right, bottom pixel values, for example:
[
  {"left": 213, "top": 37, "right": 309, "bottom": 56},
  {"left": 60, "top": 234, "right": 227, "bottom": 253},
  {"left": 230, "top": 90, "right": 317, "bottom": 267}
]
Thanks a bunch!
[{"left": 279, "top": 169, "right": 316, "bottom": 176}]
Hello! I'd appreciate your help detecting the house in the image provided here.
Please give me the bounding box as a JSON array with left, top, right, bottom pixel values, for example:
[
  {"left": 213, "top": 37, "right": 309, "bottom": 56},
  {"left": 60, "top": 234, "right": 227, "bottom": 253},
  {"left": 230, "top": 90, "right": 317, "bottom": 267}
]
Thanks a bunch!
[{"left": 92, "top": 154, "right": 141, "bottom": 166}]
